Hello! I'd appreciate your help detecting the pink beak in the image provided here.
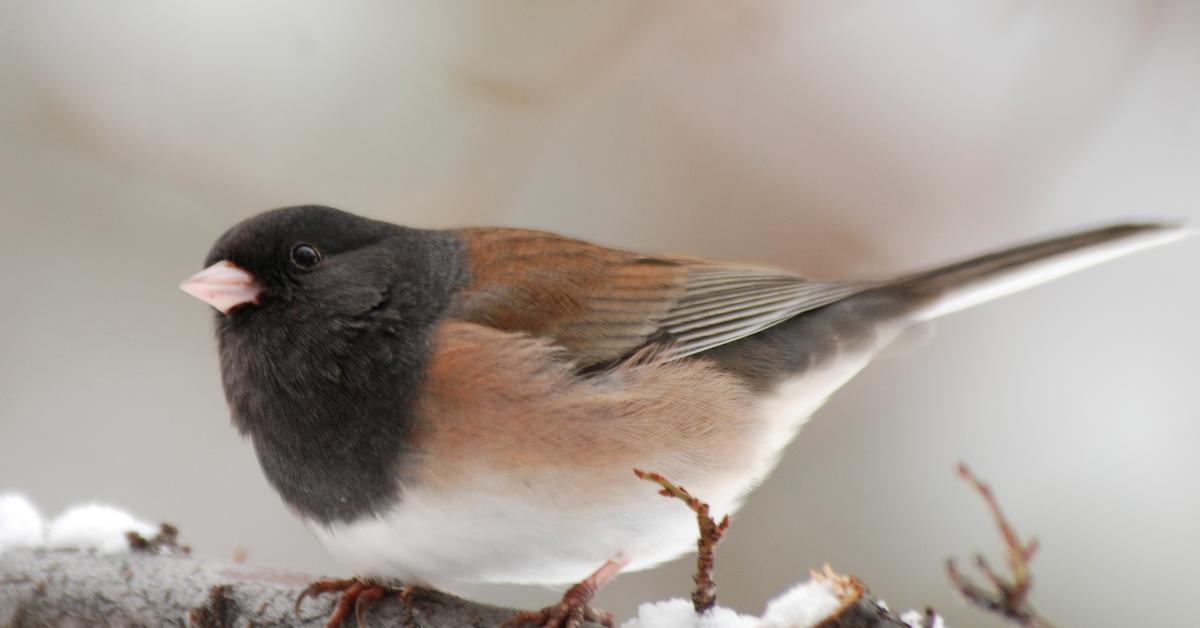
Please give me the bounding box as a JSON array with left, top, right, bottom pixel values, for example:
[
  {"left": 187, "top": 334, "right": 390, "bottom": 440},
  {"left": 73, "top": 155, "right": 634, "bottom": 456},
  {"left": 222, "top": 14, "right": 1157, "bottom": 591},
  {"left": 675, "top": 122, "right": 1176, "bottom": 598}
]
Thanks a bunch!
[{"left": 180, "top": 260, "right": 263, "bottom": 314}]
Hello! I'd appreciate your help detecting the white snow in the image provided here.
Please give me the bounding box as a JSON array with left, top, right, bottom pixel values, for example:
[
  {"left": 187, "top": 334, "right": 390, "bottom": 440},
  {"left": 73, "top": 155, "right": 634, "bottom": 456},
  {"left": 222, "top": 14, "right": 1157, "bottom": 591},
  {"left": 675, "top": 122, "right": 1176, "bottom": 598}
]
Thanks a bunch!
[
  {"left": 621, "top": 599, "right": 760, "bottom": 628},
  {"left": 5, "top": 493, "right": 162, "bottom": 556},
  {"left": 0, "top": 493, "right": 45, "bottom": 554},
  {"left": 621, "top": 572, "right": 865, "bottom": 628},
  {"left": 760, "top": 578, "right": 844, "bottom": 627},
  {"left": 45, "top": 503, "right": 158, "bottom": 553},
  {"left": 620, "top": 570, "right": 951, "bottom": 628},
  {"left": 900, "top": 610, "right": 947, "bottom": 628}
]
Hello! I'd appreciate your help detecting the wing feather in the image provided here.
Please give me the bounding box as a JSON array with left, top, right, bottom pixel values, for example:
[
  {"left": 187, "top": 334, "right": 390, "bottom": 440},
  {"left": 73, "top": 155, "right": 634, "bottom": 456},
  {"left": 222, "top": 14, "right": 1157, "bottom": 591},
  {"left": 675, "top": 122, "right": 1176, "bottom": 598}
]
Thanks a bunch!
[
  {"left": 659, "top": 268, "right": 874, "bottom": 358},
  {"left": 451, "top": 228, "right": 874, "bottom": 365}
]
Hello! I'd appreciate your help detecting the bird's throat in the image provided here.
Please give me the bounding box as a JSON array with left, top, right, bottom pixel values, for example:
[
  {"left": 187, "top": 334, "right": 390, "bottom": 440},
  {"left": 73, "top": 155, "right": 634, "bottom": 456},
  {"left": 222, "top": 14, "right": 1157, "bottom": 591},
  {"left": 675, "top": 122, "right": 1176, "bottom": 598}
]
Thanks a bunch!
[{"left": 218, "top": 314, "right": 429, "bottom": 525}]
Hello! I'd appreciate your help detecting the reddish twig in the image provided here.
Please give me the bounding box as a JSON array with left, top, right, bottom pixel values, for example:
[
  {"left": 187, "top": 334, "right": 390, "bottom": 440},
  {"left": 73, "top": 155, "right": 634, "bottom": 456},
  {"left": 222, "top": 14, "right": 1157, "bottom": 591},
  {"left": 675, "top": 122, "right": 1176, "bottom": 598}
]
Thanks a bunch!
[
  {"left": 633, "top": 469, "right": 730, "bottom": 614},
  {"left": 946, "top": 462, "right": 1056, "bottom": 628}
]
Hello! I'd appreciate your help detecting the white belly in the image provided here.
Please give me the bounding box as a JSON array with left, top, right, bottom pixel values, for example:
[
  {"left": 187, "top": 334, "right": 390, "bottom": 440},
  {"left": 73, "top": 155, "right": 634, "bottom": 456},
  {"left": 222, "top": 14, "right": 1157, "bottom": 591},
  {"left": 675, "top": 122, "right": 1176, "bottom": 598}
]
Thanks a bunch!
[{"left": 309, "top": 472, "right": 710, "bottom": 589}]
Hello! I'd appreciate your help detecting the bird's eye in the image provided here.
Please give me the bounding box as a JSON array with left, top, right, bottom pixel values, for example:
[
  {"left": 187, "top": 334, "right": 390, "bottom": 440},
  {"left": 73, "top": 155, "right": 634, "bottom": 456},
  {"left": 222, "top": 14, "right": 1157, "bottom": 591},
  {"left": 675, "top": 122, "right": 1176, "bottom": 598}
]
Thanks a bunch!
[{"left": 290, "top": 243, "right": 323, "bottom": 269}]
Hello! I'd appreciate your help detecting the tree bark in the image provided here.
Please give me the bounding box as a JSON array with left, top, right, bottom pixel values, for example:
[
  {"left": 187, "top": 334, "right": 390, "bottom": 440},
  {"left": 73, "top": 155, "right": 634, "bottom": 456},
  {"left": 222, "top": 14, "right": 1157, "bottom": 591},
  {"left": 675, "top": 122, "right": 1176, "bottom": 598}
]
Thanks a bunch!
[
  {"left": 0, "top": 548, "right": 916, "bottom": 627},
  {"left": 0, "top": 548, "right": 519, "bottom": 627}
]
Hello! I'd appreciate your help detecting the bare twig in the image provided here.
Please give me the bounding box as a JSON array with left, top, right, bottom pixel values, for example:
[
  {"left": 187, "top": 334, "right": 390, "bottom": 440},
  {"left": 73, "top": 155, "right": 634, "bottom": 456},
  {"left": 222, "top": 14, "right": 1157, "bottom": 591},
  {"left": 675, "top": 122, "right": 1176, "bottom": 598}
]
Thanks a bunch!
[
  {"left": 634, "top": 469, "right": 730, "bottom": 614},
  {"left": 947, "top": 462, "right": 1057, "bottom": 628},
  {"left": 923, "top": 606, "right": 942, "bottom": 628}
]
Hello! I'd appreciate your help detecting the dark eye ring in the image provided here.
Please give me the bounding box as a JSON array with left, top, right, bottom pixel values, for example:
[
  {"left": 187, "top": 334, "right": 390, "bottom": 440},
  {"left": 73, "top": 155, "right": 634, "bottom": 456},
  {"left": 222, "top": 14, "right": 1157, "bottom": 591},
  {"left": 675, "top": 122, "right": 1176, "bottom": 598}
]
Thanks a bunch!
[{"left": 290, "top": 243, "right": 323, "bottom": 269}]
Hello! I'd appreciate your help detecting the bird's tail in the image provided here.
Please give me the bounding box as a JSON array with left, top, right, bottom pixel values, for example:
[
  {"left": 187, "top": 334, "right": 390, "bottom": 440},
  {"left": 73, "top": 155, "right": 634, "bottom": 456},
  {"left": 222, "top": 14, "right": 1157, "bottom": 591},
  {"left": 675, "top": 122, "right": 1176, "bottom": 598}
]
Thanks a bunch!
[{"left": 889, "top": 223, "right": 1191, "bottom": 321}]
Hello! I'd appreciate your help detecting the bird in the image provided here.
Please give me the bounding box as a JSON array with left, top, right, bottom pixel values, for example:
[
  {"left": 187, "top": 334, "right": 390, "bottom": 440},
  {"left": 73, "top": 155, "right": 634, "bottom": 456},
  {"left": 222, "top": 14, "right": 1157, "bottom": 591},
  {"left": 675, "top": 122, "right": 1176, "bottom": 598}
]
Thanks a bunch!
[{"left": 181, "top": 205, "right": 1188, "bottom": 627}]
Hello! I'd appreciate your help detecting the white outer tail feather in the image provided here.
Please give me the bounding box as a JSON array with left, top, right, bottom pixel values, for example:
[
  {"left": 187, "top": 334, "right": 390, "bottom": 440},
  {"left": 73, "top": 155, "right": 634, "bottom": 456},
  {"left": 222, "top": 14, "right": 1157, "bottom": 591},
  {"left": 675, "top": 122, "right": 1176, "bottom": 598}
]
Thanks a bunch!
[{"left": 911, "top": 225, "right": 1193, "bottom": 321}]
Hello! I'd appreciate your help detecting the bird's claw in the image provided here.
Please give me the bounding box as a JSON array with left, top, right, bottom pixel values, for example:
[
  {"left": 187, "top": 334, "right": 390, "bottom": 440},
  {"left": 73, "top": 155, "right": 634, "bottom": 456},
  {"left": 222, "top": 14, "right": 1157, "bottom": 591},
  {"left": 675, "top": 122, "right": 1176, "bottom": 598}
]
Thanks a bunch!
[
  {"left": 505, "top": 605, "right": 614, "bottom": 628},
  {"left": 294, "top": 577, "right": 411, "bottom": 628},
  {"left": 503, "top": 581, "right": 614, "bottom": 628}
]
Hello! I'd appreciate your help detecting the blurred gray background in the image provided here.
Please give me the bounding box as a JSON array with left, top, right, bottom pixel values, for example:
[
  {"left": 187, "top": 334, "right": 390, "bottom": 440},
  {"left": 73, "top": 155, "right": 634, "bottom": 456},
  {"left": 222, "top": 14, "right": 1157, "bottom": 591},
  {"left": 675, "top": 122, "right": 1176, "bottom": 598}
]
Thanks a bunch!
[{"left": 1, "top": 2, "right": 1198, "bottom": 626}]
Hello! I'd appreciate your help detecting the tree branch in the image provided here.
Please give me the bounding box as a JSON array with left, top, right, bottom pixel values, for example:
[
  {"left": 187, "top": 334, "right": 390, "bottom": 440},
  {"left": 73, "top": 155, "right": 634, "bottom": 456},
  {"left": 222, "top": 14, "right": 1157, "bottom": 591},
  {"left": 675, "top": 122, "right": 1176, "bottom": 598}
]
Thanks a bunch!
[
  {"left": 0, "top": 547, "right": 919, "bottom": 627},
  {"left": 0, "top": 547, "right": 521, "bottom": 627}
]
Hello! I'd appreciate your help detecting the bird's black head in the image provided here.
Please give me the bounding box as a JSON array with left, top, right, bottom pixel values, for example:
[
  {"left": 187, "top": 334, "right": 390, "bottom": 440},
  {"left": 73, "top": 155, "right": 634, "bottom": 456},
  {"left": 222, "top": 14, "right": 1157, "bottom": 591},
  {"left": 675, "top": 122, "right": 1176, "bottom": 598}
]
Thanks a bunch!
[
  {"left": 182, "top": 205, "right": 466, "bottom": 524},
  {"left": 186, "top": 205, "right": 406, "bottom": 320}
]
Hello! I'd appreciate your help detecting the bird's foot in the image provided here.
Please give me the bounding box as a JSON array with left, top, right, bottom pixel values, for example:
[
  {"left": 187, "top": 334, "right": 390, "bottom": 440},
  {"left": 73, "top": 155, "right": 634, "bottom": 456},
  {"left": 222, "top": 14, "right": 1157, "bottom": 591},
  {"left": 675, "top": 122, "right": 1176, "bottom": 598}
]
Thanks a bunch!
[
  {"left": 295, "top": 577, "right": 425, "bottom": 628},
  {"left": 503, "top": 579, "right": 614, "bottom": 628}
]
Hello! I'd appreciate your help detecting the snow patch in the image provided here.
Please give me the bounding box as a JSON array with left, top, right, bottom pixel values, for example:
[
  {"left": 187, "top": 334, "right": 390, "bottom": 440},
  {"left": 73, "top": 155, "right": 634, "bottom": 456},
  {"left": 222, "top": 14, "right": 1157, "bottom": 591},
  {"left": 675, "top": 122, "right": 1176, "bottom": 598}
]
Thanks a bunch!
[
  {"left": 46, "top": 503, "right": 158, "bottom": 553},
  {"left": 900, "top": 610, "right": 947, "bottom": 628},
  {"left": 619, "top": 570, "right": 949, "bottom": 628},
  {"left": 621, "top": 571, "right": 874, "bottom": 628},
  {"left": 760, "top": 578, "right": 844, "bottom": 627},
  {"left": 0, "top": 493, "right": 159, "bottom": 555},
  {"left": 621, "top": 599, "right": 760, "bottom": 628},
  {"left": 0, "top": 493, "right": 45, "bottom": 554}
]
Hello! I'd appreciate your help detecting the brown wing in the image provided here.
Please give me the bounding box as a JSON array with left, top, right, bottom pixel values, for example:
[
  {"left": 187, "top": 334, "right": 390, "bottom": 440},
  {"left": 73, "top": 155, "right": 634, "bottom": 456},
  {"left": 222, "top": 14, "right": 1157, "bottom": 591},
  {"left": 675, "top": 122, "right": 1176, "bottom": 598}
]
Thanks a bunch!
[{"left": 450, "top": 228, "right": 876, "bottom": 365}]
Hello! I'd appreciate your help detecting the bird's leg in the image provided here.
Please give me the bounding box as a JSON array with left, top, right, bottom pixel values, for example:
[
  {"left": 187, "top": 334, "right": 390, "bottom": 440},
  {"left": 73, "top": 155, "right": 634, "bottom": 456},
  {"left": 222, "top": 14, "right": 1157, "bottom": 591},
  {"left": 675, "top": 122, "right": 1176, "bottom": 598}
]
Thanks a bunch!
[
  {"left": 295, "top": 577, "right": 428, "bottom": 628},
  {"left": 503, "top": 558, "right": 627, "bottom": 628}
]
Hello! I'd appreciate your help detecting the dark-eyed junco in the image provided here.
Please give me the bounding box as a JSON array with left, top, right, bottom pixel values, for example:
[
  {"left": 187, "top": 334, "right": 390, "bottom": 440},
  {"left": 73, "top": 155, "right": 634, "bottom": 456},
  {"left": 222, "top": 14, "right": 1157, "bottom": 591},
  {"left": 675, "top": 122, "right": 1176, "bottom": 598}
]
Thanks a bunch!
[{"left": 181, "top": 206, "right": 1188, "bottom": 627}]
